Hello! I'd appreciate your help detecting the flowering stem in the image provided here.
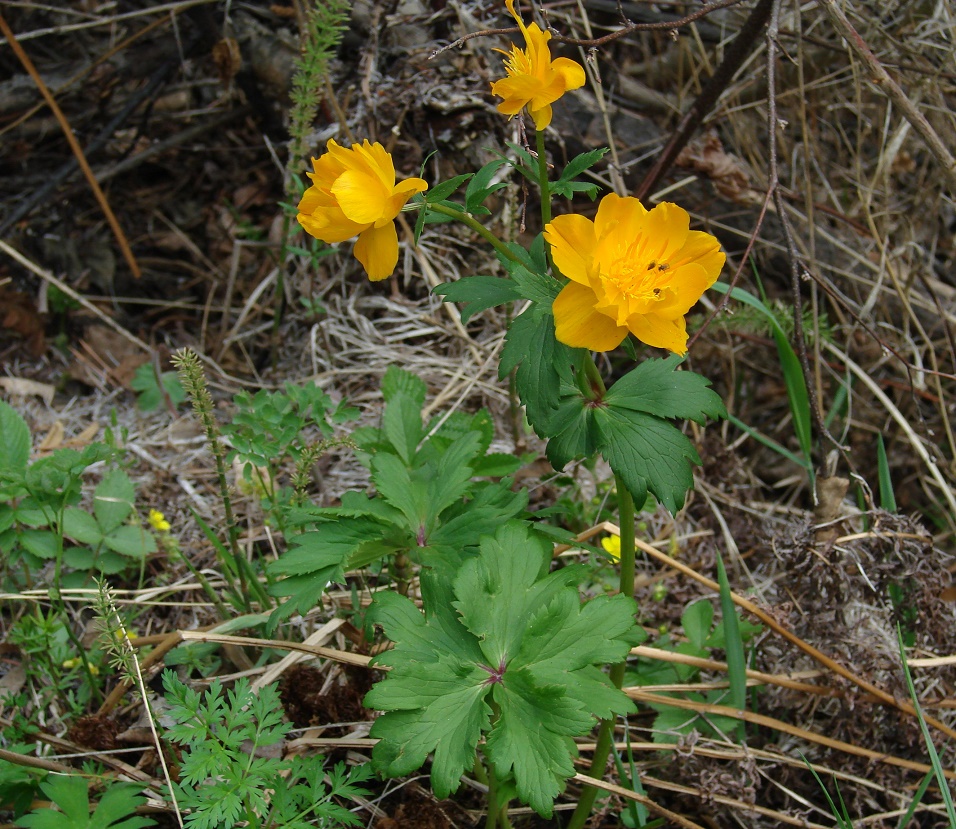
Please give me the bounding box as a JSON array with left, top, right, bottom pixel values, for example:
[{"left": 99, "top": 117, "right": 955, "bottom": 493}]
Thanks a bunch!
[
  {"left": 567, "top": 471, "right": 636, "bottom": 829},
  {"left": 535, "top": 130, "right": 551, "bottom": 228},
  {"left": 423, "top": 202, "right": 523, "bottom": 267}
]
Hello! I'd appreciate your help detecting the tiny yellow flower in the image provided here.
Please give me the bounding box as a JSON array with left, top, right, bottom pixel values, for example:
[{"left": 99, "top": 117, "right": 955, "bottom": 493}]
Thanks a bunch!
[
  {"left": 601, "top": 534, "right": 621, "bottom": 561},
  {"left": 148, "top": 509, "right": 171, "bottom": 532},
  {"left": 62, "top": 658, "right": 99, "bottom": 676},
  {"left": 544, "top": 194, "right": 725, "bottom": 354},
  {"left": 297, "top": 139, "right": 428, "bottom": 281},
  {"left": 490, "top": 0, "right": 586, "bottom": 130}
]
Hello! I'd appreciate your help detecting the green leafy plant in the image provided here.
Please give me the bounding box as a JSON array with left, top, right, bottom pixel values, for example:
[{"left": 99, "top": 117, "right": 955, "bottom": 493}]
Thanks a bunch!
[
  {"left": 364, "top": 521, "right": 642, "bottom": 817},
  {"left": 129, "top": 362, "right": 186, "bottom": 412},
  {"left": 162, "top": 671, "right": 372, "bottom": 829},
  {"left": 265, "top": 366, "right": 555, "bottom": 624},
  {"left": 14, "top": 775, "right": 154, "bottom": 829},
  {"left": 627, "top": 597, "right": 761, "bottom": 743}
]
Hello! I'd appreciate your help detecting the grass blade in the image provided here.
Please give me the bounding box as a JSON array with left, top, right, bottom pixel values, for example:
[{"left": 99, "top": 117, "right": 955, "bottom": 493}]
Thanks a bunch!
[
  {"left": 715, "top": 551, "right": 746, "bottom": 743},
  {"left": 897, "top": 625, "right": 956, "bottom": 825},
  {"left": 877, "top": 434, "right": 897, "bottom": 512}
]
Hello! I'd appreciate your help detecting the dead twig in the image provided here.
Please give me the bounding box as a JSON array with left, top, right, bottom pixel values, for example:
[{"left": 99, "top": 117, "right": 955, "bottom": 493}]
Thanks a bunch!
[
  {"left": 816, "top": 0, "right": 956, "bottom": 192},
  {"left": 0, "top": 11, "right": 141, "bottom": 279}
]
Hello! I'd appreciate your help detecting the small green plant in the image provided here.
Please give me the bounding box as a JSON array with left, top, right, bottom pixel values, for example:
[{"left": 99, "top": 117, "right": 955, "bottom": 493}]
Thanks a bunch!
[
  {"left": 162, "top": 671, "right": 372, "bottom": 829},
  {"left": 130, "top": 362, "right": 186, "bottom": 412},
  {"left": 627, "top": 597, "right": 762, "bottom": 743},
  {"left": 0, "top": 401, "right": 155, "bottom": 587},
  {"left": 222, "top": 380, "right": 357, "bottom": 523},
  {"left": 265, "top": 366, "right": 560, "bottom": 624},
  {"left": 14, "top": 774, "right": 154, "bottom": 829},
  {"left": 364, "top": 521, "right": 643, "bottom": 819}
]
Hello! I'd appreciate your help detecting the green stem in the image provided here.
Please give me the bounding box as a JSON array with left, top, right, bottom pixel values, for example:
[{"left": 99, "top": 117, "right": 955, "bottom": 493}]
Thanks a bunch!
[
  {"left": 567, "top": 473, "right": 635, "bottom": 829},
  {"left": 424, "top": 202, "right": 523, "bottom": 266},
  {"left": 535, "top": 130, "right": 551, "bottom": 228}
]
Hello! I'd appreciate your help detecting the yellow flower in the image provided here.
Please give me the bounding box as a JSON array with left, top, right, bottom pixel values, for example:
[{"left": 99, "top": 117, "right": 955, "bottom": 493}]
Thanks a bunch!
[
  {"left": 544, "top": 194, "right": 725, "bottom": 354},
  {"left": 62, "top": 658, "right": 99, "bottom": 676},
  {"left": 601, "top": 534, "right": 621, "bottom": 561},
  {"left": 490, "top": 0, "right": 585, "bottom": 130},
  {"left": 297, "top": 139, "right": 428, "bottom": 281},
  {"left": 148, "top": 509, "right": 171, "bottom": 532}
]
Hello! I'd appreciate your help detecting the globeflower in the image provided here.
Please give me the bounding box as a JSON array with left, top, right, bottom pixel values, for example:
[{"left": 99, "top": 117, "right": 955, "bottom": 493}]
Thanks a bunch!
[
  {"left": 297, "top": 139, "right": 428, "bottom": 281},
  {"left": 490, "top": 0, "right": 585, "bottom": 130},
  {"left": 544, "top": 193, "right": 725, "bottom": 354}
]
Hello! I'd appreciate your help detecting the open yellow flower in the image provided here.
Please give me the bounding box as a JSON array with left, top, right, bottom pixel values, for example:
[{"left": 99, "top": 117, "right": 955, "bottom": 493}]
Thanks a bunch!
[
  {"left": 297, "top": 139, "right": 428, "bottom": 281},
  {"left": 544, "top": 194, "right": 725, "bottom": 354},
  {"left": 490, "top": 0, "right": 585, "bottom": 130}
]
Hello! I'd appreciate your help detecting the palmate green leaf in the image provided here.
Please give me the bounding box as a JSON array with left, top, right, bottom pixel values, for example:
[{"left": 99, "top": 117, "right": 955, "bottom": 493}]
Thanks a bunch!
[
  {"left": 500, "top": 308, "right": 570, "bottom": 433},
  {"left": 16, "top": 776, "right": 153, "bottom": 829},
  {"left": 592, "top": 405, "right": 701, "bottom": 514},
  {"left": 433, "top": 276, "right": 520, "bottom": 323},
  {"left": 381, "top": 366, "right": 427, "bottom": 407},
  {"left": 365, "top": 521, "right": 638, "bottom": 817},
  {"left": 604, "top": 355, "right": 726, "bottom": 423}
]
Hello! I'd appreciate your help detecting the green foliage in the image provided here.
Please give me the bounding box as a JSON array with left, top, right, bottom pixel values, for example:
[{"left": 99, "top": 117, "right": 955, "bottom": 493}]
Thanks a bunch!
[
  {"left": 162, "top": 672, "right": 372, "bottom": 829},
  {"left": 223, "top": 381, "right": 354, "bottom": 474},
  {"left": 287, "top": 0, "right": 349, "bottom": 188},
  {"left": 548, "top": 148, "right": 608, "bottom": 201},
  {"left": 129, "top": 363, "right": 186, "bottom": 412},
  {"left": 364, "top": 521, "right": 641, "bottom": 817},
  {"left": 0, "top": 402, "right": 152, "bottom": 586},
  {"left": 627, "top": 598, "right": 762, "bottom": 743},
  {"left": 547, "top": 355, "right": 726, "bottom": 513},
  {"left": 877, "top": 434, "right": 897, "bottom": 512},
  {"left": 266, "top": 367, "right": 542, "bottom": 624},
  {"left": 710, "top": 281, "right": 815, "bottom": 488},
  {"left": 14, "top": 775, "right": 153, "bottom": 829}
]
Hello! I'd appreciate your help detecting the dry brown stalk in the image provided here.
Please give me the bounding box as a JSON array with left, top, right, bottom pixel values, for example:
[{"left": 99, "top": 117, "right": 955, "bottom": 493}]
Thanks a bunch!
[
  {"left": 177, "top": 630, "right": 374, "bottom": 668},
  {"left": 817, "top": 0, "right": 956, "bottom": 192},
  {"left": 573, "top": 772, "right": 707, "bottom": 829},
  {"left": 627, "top": 688, "right": 954, "bottom": 780},
  {"left": 0, "top": 11, "right": 141, "bottom": 279},
  {"left": 628, "top": 533, "right": 956, "bottom": 742}
]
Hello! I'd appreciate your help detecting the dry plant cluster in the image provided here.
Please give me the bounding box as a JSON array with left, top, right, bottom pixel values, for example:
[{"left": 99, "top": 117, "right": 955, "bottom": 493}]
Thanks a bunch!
[{"left": 2, "top": 0, "right": 956, "bottom": 826}]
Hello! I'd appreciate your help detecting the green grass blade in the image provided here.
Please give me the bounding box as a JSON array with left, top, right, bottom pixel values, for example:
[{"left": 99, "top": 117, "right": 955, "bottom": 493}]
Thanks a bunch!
[
  {"left": 895, "top": 771, "right": 934, "bottom": 829},
  {"left": 710, "top": 282, "right": 815, "bottom": 489},
  {"left": 877, "top": 434, "right": 897, "bottom": 512},
  {"left": 800, "top": 754, "right": 854, "bottom": 829},
  {"left": 726, "top": 413, "right": 811, "bottom": 471},
  {"left": 715, "top": 551, "right": 746, "bottom": 743},
  {"left": 897, "top": 625, "right": 956, "bottom": 825}
]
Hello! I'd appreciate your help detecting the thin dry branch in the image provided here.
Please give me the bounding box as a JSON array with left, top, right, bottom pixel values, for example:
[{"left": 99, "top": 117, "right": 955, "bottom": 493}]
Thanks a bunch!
[
  {"left": 817, "top": 0, "right": 956, "bottom": 192},
  {"left": 0, "top": 11, "right": 141, "bottom": 279}
]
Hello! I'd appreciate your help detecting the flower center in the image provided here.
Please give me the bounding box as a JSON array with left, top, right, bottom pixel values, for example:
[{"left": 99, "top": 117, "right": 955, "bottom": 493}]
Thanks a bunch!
[{"left": 605, "top": 244, "right": 670, "bottom": 307}]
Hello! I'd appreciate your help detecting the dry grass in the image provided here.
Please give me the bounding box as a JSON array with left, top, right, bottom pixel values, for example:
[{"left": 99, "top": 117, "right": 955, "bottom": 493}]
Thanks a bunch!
[{"left": 2, "top": 0, "right": 956, "bottom": 826}]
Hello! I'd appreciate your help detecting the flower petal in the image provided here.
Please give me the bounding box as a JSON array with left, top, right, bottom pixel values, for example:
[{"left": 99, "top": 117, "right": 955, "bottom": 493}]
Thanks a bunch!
[
  {"left": 551, "top": 57, "right": 586, "bottom": 91},
  {"left": 297, "top": 207, "right": 367, "bottom": 244},
  {"left": 626, "top": 312, "right": 688, "bottom": 354},
  {"left": 332, "top": 169, "right": 392, "bottom": 224},
  {"left": 530, "top": 102, "right": 553, "bottom": 130},
  {"left": 670, "top": 229, "right": 726, "bottom": 278},
  {"left": 639, "top": 202, "right": 689, "bottom": 263},
  {"left": 545, "top": 214, "right": 597, "bottom": 285},
  {"left": 553, "top": 282, "right": 629, "bottom": 352},
  {"left": 594, "top": 193, "right": 648, "bottom": 239},
  {"left": 354, "top": 221, "right": 399, "bottom": 281}
]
